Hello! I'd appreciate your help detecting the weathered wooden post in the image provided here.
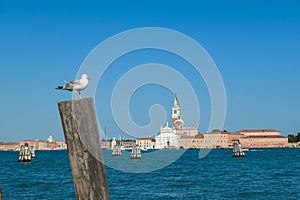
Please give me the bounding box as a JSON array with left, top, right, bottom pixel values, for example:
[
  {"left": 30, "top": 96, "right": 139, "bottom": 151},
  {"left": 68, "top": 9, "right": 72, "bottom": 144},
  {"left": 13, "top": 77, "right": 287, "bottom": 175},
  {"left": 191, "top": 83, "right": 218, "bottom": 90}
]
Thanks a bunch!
[
  {"left": 0, "top": 186, "right": 2, "bottom": 200},
  {"left": 58, "top": 98, "right": 110, "bottom": 200}
]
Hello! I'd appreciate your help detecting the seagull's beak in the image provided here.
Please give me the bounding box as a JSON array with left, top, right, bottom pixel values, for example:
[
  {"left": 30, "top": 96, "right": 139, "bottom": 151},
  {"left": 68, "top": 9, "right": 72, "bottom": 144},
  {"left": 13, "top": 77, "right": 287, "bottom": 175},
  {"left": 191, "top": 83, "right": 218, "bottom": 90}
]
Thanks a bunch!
[{"left": 87, "top": 76, "right": 91, "bottom": 80}]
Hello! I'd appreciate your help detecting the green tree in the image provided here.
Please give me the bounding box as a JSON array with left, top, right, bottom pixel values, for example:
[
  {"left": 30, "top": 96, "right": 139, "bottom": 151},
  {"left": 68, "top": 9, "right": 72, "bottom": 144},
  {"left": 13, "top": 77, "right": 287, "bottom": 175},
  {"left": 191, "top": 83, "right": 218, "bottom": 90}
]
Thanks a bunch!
[{"left": 288, "top": 134, "right": 297, "bottom": 143}]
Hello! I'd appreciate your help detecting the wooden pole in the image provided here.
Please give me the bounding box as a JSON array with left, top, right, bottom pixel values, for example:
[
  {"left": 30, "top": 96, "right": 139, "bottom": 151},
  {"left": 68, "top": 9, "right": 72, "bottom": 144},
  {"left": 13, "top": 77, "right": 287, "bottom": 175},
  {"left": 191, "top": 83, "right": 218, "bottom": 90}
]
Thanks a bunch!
[
  {"left": 58, "top": 98, "right": 110, "bottom": 200},
  {"left": 0, "top": 186, "right": 2, "bottom": 200}
]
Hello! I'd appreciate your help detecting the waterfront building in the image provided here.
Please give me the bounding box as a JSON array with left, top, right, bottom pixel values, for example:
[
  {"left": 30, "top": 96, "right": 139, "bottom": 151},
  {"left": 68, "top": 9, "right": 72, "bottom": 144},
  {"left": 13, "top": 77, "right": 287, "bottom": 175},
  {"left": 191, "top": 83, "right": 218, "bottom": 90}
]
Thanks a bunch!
[
  {"left": 20, "top": 140, "right": 57, "bottom": 150},
  {"left": 120, "top": 141, "right": 136, "bottom": 147},
  {"left": 237, "top": 129, "right": 288, "bottom": 148},
  {"left": 226, "top": 132, "right": 244, "bottom": 147},
  {"left": 237, "top": 129, "right": 281, "bottom": 137},
  {"left": 56, "top": 140, "right": 67, "bottom": 149},
  {"left": 19, "top": 138, "right": 67, "bottom": 150},
  {"left": 155, "top": 122, "right": 178, "bottom": 149},
  {"left": 175, "top": 126, "right": 200, "bottom": 137},
  {"left": 0, "top": 138, "right": 67, "bottom": 151},
  {"left": 202, "top": 132, "right": 229, "bottom": 148},
  {"left": 100, "top": 140, "right": 110, "bottom": 149},
  {"left": 156, "top": 95, "right": 289, "bottom": 149},
  {"left": 0, "top": 142, "right": 20, "bottom": 151},
  {"left": 136, "top": 138, "right": 156, "bottom": 150},
  {"left": 178, "top": 134, "right": 204, "bottom": 149},
  {"left": 203, "top": 131, "right": 244, "bottom": 148},
  {"left": 20, "top": 140, "right": 41, "bottom": 150},
  {"left": 239, "top": 135, "right": 288, "bottom": 148},
  {"left": 200, "top": 130, "right": 288, "bottom": 149}
]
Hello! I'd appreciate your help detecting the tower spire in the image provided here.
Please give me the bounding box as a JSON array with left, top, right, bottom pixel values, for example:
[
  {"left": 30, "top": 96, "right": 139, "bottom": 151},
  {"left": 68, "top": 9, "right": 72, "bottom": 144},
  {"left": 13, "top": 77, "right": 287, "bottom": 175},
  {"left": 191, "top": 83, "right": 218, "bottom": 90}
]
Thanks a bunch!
[
  {"left": 174, "top": 93, "right": 179, "bottom": 106},
  {"left": 172, "top": 93, "right": 181, "bottom": 127}
]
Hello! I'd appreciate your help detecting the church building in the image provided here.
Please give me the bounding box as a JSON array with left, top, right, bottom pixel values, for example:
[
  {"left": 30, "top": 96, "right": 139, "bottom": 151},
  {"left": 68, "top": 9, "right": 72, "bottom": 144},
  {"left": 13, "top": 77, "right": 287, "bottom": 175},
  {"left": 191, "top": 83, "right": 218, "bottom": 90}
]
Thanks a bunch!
[
  {"left": 154, "top": 94, "right": 200, "bottom": 149},
  {"left": 171, "top": 94, "right": 200, "bottom": 137},
  {"left": 155, "top": 122, "right": 178, "bottom": 149}
]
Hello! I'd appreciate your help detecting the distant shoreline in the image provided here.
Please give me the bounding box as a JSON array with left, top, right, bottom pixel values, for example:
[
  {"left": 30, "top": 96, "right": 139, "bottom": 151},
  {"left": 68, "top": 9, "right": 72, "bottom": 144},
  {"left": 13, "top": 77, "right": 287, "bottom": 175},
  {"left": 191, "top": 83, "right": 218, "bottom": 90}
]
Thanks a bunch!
[{"left": 1, "top": 146, "right": 299, "bottom": 152}]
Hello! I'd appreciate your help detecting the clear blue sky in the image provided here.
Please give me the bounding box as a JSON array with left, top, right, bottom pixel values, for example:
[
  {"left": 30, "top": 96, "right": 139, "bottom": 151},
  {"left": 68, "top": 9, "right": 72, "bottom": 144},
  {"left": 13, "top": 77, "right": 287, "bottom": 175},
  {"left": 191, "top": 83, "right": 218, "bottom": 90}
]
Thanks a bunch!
[{"left": 0, "top": 0, "right": 300, "bottom": 142}]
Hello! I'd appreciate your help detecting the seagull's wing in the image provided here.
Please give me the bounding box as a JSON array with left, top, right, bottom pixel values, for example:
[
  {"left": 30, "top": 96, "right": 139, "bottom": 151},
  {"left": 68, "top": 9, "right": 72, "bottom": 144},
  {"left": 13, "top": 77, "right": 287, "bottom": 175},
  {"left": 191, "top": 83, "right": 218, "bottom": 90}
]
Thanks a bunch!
[
  {"left": 61, "top": 79, "right": 81, "bottom": 91},
  {"left": 69, "top": 79, "right": 80, "bottom": 84},
  {"left": 63, "top": 81, "right": 78, "bottom": 91}
]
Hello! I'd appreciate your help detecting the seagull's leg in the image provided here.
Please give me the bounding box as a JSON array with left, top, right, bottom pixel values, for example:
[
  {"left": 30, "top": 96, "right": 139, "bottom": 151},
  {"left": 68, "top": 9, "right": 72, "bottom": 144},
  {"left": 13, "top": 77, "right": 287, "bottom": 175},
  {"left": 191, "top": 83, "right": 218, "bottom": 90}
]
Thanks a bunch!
[
  {"left": 73, "top": 91, "right": 77, "bottom": 99},
  {"left": 79, "top": 91, "right": 82, "bottom": 99},
  {"left": 73, "top": 91, "right": 79, "bottom": 99}
]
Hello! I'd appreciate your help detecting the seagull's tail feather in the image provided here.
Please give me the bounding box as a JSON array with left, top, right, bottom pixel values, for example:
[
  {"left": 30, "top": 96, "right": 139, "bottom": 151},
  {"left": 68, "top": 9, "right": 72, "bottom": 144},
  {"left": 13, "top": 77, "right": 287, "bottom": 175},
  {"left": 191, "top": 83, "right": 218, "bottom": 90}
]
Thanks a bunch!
[{"left": 56, "top": 86, "right": 64, "bottom": 90}]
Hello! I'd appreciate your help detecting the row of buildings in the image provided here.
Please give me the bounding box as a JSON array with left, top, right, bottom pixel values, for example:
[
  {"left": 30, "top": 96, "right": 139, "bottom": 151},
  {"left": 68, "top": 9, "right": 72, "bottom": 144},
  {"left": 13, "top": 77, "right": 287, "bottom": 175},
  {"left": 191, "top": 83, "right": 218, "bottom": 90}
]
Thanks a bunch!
[
  {"left": 0, "top": 136, "right": 67, "bottom": 151},
  {"left": 137, "top": 129, "right": 289, "bottom": 150},
  {"left": 0, "top": 96, "right": 290, "bottom": 151},
  {"left": 136, "top": 95, "right": 289, "bottom": 150}
]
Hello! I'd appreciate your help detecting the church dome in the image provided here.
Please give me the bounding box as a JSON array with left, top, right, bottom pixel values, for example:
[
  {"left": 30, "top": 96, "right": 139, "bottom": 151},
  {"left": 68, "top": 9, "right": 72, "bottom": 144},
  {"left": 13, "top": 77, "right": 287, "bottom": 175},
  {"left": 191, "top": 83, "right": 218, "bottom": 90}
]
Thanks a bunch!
[{"left": 173, "top": 119, "right": 185, "bottom": 127}]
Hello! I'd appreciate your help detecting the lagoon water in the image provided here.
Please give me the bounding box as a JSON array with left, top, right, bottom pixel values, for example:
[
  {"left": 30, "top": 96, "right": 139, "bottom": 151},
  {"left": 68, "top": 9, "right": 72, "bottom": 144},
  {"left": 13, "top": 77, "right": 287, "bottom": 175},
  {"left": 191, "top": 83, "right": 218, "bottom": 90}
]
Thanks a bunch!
[{"left": 0, "top": 149, "right": 299, "bottom": 200}]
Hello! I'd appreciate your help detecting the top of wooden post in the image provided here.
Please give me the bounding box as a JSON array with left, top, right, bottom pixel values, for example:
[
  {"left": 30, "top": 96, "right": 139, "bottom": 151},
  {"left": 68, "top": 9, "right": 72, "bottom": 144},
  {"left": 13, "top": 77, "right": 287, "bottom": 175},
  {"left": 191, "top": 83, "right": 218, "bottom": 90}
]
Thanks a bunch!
[{"left": 58, "top": 97, "right": 93, "bottom": 105}]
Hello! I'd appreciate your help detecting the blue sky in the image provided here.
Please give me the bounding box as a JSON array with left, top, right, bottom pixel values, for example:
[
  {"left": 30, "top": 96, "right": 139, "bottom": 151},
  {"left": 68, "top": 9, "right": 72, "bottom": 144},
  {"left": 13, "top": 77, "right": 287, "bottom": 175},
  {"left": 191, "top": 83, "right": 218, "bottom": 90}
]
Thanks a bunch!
[{"left": 0, "top": 0, "right": 300, "bottom": 141}]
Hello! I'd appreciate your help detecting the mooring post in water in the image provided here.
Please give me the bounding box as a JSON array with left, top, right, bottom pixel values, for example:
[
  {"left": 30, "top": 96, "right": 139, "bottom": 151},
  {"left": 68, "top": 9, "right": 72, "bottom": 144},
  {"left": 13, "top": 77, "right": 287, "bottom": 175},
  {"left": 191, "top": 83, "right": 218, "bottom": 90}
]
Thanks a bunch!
[
  {"left": 0, "top": 186, "right": 3, "bottom": 200},
  {"left": 58, "top": 98, "right": 110, "bottom": 200}
]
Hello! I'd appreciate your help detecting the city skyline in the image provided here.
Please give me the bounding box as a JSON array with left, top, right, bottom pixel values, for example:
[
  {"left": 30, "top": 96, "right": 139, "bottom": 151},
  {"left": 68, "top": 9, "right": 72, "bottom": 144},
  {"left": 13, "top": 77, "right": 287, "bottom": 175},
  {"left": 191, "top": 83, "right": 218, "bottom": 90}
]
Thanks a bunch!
[{"left": 1, "top": 1, "right": 300, "bottom": 141}]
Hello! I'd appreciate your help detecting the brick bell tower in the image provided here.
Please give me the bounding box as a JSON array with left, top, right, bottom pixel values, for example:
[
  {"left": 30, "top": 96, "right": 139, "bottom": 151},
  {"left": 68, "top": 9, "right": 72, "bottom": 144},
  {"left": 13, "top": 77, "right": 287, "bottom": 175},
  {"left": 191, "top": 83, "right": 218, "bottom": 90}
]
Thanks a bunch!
[{"left": 172, "top": 93, "right": 181, "bottom": 126}]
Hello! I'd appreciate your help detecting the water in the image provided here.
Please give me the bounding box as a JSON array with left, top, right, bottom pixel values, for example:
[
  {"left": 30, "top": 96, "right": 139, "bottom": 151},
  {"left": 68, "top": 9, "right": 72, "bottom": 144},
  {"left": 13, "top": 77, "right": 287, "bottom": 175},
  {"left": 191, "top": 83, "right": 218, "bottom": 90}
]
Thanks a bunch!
[{"left": 0, "top": 149, "right": 299, "bottom": 199}]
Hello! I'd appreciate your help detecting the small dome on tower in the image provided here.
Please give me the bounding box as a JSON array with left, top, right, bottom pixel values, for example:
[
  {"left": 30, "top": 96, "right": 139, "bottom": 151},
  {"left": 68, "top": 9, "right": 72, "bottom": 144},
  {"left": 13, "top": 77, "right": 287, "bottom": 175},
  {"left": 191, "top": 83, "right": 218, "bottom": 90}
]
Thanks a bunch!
[{"left": 173, "top": 118, "right": 185, "bottom": 129}]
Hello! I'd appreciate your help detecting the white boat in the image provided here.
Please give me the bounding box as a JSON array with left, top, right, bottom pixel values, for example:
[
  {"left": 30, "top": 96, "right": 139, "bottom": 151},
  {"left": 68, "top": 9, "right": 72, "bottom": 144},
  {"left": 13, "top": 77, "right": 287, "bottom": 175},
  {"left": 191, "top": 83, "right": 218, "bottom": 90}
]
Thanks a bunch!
[
  {"left": 121, "top": 145, "right": 133, "bottom": 151},
  {"left": 52, "top": 147, "right": 65, "bottom": 151}
]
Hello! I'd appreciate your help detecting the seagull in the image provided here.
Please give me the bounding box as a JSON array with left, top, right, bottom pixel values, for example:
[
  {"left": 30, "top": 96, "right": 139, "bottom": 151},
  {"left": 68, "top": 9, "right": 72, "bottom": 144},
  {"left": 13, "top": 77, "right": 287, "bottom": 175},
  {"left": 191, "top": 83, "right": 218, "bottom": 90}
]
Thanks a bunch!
[{"left": 56, "top": 74, "right": 90, "bottom": 98}]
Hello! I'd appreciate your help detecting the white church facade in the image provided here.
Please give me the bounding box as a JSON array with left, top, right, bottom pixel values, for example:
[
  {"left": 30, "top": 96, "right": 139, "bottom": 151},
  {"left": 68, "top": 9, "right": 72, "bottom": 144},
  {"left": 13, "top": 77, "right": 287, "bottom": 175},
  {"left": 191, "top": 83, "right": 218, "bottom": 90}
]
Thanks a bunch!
[{"left": 155, "top": 122, "right": 178, "bottom": 149}]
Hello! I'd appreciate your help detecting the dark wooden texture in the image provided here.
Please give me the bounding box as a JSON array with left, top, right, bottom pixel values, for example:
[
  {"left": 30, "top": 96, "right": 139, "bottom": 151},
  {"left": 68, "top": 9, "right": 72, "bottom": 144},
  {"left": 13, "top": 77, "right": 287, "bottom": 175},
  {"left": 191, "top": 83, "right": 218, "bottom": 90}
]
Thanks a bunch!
[
  {"left": 0, "top": 186, "right": 2, "bottom": 200},
  {"left": 58, "top": 98, "right": 110, "bottom": 200}
]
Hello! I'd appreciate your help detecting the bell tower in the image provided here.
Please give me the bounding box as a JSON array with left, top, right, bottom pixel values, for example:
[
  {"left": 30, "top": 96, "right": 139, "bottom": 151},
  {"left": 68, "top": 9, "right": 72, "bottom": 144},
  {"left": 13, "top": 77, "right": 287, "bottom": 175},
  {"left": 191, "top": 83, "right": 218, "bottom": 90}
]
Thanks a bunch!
[{"left": 172, "top": 93, "right": 181, "bottom": 126}]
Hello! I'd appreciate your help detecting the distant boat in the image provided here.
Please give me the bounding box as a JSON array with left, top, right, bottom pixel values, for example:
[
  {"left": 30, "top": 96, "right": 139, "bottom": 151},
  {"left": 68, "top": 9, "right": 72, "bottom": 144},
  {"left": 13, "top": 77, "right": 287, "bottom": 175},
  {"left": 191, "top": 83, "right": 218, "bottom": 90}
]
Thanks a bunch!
[
  {"left": 52, "top": 147, "right": 65, "bottom": 151},
  {"left": 121, "top": 145, "right": 133, "bottom": 151},
  {"left": 140, "top": 149, "right": 157, "bottom": 153}
]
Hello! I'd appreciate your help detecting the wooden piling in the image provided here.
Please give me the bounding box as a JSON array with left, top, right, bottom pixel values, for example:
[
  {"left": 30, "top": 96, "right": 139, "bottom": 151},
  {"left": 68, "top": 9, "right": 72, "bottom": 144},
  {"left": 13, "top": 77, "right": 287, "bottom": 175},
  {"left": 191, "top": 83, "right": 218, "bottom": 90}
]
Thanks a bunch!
[
  {"left": 112, "top": 146, "right": 122, "bottom": 156},
  {"left": 233, "top": 141, "right": 245, "bottom": 157},
  {"left": 131, "top": 146, "right": 141, "bottom": 159},
  {"left": 0, "top": 186, "right": 2, "bottom": 200},
  {"left": 58, "top": 98, "right": 110, "bottom": 200},
  {"left": 18, "top": 144, "right": 32, "bottom": 162}
]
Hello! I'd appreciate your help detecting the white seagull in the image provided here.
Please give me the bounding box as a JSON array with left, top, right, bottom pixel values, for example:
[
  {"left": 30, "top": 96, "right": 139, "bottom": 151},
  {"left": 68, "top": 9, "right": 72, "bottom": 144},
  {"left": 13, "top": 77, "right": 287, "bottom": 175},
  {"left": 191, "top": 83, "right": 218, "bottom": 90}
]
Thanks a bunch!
[{"left": 56, "top": 74, "right": 90, "bottom": 98}]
